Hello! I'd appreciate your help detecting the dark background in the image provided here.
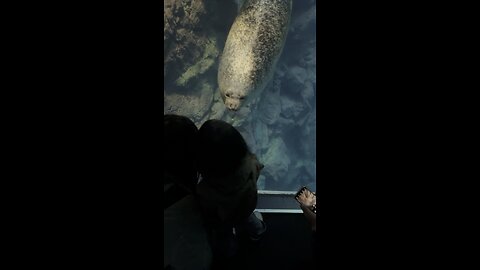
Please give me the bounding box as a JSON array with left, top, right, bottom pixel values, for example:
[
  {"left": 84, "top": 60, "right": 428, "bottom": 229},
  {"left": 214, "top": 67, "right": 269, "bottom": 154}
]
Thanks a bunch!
[{"left": 2, "top": 0, "right": 468, "bottom": 268}]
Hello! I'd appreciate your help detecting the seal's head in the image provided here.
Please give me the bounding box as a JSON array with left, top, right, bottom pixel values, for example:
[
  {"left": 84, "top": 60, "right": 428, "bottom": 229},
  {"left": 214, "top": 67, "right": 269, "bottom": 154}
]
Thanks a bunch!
[{"left": 222, "top": 90, "right": 245, "bottom": 111}]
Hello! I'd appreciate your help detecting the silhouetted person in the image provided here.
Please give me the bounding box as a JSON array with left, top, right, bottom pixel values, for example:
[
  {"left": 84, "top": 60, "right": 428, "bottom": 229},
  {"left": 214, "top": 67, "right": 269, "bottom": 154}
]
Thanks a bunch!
[
  {"left": 164, "top": 115, "right": 212, "bottom": 270},
  {"left": 163, "top": 114, "right": 199, "bottom": 209},
  {"left": 196, "top": 119, "right": 266, "bottom": 269}
]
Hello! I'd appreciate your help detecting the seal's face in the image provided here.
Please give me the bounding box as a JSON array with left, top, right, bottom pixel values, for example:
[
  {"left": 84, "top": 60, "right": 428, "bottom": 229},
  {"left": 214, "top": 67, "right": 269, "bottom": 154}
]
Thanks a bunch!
[{"left": 223, "top": 91, "right": 245, "bottom": 111}]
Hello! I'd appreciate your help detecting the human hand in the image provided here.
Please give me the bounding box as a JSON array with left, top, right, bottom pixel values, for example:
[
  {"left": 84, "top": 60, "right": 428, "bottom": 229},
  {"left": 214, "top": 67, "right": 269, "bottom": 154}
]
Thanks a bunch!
[
  {"left": 295, "top": 187, "right": 316, "bottom": 211},
  {"left": 295, "top": 187, "right": 316, "bottom": 231}
]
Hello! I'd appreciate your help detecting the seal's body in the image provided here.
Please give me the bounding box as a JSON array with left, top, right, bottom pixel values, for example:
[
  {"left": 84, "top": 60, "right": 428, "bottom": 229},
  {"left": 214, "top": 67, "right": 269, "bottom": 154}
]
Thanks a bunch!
[{"left": 218, "top": 0, "right": 292, "bottom": 111}]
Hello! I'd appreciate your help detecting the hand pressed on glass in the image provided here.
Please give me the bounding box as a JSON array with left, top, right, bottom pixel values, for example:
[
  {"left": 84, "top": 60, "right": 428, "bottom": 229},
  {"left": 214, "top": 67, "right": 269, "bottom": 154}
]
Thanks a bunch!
[
  {"left": 295, "top": 186, "right": 316, "bottom": 214},
  {"left": 295, "top": 186, "right": 316, "bottom": 232}
]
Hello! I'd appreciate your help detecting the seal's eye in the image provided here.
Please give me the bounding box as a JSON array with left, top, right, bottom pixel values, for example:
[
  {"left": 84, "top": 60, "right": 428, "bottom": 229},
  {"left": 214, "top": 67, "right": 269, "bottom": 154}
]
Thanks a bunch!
[
  {"left": 239, "top": 97, "right": 245, "bottom": 100},
  {"left": 226, "top": 93, "right": 231, "bottom": 98}
]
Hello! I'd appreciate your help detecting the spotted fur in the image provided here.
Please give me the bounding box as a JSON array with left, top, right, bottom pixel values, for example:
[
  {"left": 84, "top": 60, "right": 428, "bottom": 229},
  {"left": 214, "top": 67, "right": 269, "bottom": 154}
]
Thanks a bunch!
[{"left": 218, "top": 0, "right": 292, "bottom": 111}]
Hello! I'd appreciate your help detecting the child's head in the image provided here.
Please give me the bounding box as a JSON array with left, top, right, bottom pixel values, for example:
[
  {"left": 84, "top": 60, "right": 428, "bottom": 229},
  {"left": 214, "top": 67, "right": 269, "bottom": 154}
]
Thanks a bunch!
[
  {"left": 163, "top": 114, "right": 199, "bottom": 192},
  {"left": 197, "top": 119, "right": 249, "bottom": 179}
]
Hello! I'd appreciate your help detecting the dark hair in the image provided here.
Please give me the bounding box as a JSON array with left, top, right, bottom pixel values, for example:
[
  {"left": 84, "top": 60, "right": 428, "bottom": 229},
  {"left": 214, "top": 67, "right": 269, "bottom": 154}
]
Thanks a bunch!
[
  {"left": 163, "top": 114, "right": 199, "bottom": 191},
  {"left": 197, "top": 120, "right": 249, "bottom": 179}
]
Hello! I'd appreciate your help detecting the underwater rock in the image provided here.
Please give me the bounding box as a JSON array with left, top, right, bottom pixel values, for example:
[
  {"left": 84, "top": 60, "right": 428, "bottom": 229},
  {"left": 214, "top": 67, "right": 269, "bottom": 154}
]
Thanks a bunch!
[
  {"left": 253, "top": 119, "right": 269, "bottom": 154},
  {"left": 222, "top": 104, "right": 253, "bottom": 128},
  {"left": 257, "top": 174, "right": 266, "bottom": 190},
  {"left": 281, "top": 65, "right": 308, "bottom": 96},
  {"left": 233, "top": 0, "right": 244, "bottom": 11},
  {"left": 276, "top": 116, "right": 296, "bottom": 129},
  {"left": 289, "top": 65, "right": 308, "bottom": 86},
  {"left": 300, "top": 80, "right": 315, "bottom": 111},
  {"left": 280, "top": 95, "right": 306, "bottom": 119},
  {"left": 303, "top": 160, "right": 316, "bottom": 181},
  {"left": 289, "top": 3, "right": 316, "bottom": 35},
  {"left": 301, "top": 110, "right": 316, "bottom": 135},
  {"left": 302, "top": 81, "right": 315, "bottom": 99},
  {"left": 274, "top": 64, "right": 288, "bottom": 78},
  {"left": 237, "top": 124, "right": 257, "bottom": 154},
  {"left": 307, "top": 69, "right": 316, "bottom": 87},
  {"left": 262, "top": 137, "right": 290, "bottom": 182},
  {"left": 164, "top": 0, "right": 207, "bottom": 33},
  {"left": 297, "top": 45, "right": 316, "bottom": 68},
  {"left": 175, "top": 37, "right": 219, "bottom": 87},
  {"left": 164, "top": 0, "right": 217, "bottom": 90},
  {"left": 209, "top": 98, "right": 226, "bottom": 120},
  {"left": 282, "top": 162, "right": 302, "bottom": 189},
  {"left": 305, "top": 46, "right": 316, "bottom": 67},
  {"left": 257, "top": 84, "right": 281, "bottom": 125},
  {"left": 298, "top": 112, "right": 316, "bottom": 158},
  {"left": 285, "top": 64, "right": 315, "bottom": 111},
  {"left": 290, "top": 161, "right": 315, "bottom": 188},
  {"left": 164, "top": 81, "right": 214, "bottom": 125}
]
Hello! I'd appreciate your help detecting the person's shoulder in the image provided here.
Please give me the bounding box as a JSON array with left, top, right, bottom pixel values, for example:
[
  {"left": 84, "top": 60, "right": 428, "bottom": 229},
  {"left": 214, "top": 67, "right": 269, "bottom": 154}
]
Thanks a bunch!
[{"left": 195, "top": 177, "right": 210, "bottom": 196}]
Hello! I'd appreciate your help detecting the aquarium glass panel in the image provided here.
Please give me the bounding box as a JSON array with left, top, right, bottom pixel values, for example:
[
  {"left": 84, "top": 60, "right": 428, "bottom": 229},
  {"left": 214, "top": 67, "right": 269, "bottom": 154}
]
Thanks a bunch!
[{"left": 164, "top": 0, "right": 316, "bottom": 194}]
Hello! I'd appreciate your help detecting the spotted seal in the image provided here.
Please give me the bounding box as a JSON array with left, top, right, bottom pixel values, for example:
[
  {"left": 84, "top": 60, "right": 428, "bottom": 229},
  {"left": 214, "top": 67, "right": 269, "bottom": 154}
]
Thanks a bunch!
[{"left": 218, "top": 0, "right": 292, "bottom": 111}]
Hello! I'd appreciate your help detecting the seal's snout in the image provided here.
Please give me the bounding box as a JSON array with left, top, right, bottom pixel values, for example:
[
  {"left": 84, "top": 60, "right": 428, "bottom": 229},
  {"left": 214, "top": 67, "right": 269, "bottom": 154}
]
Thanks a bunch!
[
  {"left": 227, "top": 103, "right": 238, "bottom": 111},
  {"left": 225, "top": 99, "right": 240, "bottom": 111}
]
